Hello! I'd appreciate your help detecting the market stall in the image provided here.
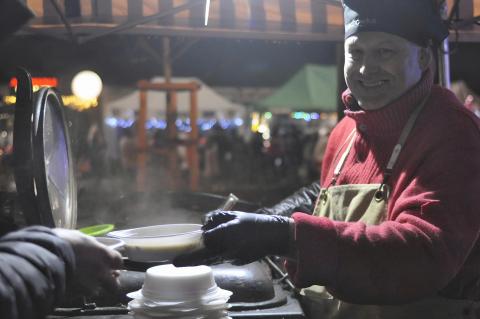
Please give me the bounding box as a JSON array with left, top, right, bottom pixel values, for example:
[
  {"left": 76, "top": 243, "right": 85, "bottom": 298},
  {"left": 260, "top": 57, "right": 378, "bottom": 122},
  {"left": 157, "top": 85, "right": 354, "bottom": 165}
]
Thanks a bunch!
[
  {"left": 106, "top": 77, "right": 246, "bottom": 191},
  {"left": 22, "top": 0, "right": 344, "bottom": 42},
  {"left": 106, "top": 76, "right": 246, "bottom": 118}
]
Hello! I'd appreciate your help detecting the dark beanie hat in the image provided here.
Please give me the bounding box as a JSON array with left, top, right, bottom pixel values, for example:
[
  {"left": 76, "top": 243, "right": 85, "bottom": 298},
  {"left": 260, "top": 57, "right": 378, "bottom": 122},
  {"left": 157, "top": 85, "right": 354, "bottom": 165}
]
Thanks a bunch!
[{"left": 343, "top": 0, "right": 449, "bottom": 46}]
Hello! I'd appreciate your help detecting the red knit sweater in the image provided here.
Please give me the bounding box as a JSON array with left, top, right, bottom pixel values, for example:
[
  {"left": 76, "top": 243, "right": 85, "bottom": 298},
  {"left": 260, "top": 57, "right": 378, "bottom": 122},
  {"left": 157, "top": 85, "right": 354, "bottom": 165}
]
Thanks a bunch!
[{"left": 286, "top": 72, "right": 480, "bottom": 304}]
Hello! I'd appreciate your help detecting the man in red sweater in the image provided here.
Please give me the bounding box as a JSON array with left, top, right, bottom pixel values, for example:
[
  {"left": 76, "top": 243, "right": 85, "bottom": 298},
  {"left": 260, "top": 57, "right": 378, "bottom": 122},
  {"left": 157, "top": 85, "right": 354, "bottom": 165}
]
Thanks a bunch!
[{"left": 176, "top": 0, "right": 480, "bottom": 317}]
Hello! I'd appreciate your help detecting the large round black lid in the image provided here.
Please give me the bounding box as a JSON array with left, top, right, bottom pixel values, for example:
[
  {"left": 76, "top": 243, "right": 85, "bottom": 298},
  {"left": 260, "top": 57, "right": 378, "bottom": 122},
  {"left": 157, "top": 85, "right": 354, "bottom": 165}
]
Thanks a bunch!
[{"left": 13, "top": 68, "right": 77, "bottom": 229}]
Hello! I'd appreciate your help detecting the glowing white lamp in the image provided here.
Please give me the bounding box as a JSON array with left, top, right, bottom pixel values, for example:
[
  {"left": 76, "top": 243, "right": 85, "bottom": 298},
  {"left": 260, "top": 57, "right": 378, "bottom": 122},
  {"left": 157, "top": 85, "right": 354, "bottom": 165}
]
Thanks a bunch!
[{"left": 71, "top": 70, "right": 103, "bottom": 100}]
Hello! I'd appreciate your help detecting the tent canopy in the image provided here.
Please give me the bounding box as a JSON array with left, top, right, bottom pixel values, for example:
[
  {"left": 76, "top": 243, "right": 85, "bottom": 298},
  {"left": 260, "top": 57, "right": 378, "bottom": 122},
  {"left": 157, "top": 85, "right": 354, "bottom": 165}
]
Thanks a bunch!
[
  {"left": 256, "top": 64, "right": 338, "bottom": 112},
  {"left": 106, "top": 76, "right": 245, "bottom": 119},
  {"left": 23, "top": 0, "right": 344, "bottom": 42},
  {"left": 21, "top": 0, "right": 480, "bottom": 42}
]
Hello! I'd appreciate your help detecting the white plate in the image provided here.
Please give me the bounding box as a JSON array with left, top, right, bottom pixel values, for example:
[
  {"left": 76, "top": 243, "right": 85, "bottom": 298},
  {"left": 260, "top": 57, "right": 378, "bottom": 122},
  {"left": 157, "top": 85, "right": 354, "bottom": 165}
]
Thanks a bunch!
[{"left": 127, "top": 286, "right": 232, "bottom": 307}]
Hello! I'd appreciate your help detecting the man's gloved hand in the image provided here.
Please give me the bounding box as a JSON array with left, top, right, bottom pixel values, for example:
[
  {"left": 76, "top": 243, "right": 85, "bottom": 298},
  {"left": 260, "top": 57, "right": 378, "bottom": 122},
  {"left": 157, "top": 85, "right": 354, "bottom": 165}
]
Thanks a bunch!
[
  {"left": 52, "top": 229, "right": 123, "bottom": 295},
  {"left": 174, "top": 210, "right": 292, "bottom": 266}
]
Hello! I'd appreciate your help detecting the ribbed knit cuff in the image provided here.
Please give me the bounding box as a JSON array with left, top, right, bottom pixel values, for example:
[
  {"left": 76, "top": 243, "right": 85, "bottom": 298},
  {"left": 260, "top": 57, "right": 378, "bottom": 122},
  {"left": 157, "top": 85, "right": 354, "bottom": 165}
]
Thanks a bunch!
[{"left": 285, "top": 213, "right": 338, "bottom": 288}]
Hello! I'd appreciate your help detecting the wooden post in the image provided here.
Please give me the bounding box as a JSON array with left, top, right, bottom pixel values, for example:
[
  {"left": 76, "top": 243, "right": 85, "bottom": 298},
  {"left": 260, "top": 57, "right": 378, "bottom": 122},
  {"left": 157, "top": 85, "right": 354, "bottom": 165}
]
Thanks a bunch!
[
  {"left": 136, "top": 89, "right": 148, "bottom": 192},
  {"left": 168, "top": 91, "right": 179, "bottom": 189},
  {"left": 188, "top": 88, "right": 199, "bottom": 190},
  {"left": 163, "top": 36, "right": 179, "bottom": 189},
  {"left": 163, "top": 37, "right": 172, "bottom": 82},
  {"left": 136, "top": 81, "right": 201, "bottom": 191}
]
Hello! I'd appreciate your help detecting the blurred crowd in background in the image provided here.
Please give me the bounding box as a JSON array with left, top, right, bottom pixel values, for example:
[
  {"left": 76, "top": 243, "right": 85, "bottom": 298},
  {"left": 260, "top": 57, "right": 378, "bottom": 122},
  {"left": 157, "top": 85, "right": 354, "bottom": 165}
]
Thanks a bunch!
[{"left": 73, "top": 109, "right": 335, "bottom": 208}]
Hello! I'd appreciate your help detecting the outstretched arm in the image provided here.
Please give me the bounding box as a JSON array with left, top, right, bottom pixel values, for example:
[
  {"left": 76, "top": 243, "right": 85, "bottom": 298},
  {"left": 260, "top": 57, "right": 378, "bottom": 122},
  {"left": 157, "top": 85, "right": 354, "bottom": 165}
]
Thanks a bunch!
[
  {"left": 0, "top": 226, "right": 75, "bottom": 319},
  {"left": 256, "top": 181, "right": 321, "bottom": 217}
]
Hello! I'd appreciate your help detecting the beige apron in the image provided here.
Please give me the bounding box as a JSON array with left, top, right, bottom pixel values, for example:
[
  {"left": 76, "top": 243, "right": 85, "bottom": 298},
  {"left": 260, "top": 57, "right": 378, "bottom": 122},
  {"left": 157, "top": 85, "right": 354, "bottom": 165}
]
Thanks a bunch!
[{"left": 300, "top": 98, "right": 480, "bottom": 319}]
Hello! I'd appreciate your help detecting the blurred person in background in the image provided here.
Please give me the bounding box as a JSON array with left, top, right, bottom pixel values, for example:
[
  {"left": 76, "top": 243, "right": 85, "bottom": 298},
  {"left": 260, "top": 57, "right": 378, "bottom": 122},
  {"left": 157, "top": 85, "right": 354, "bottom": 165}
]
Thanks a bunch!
[
  {"left": 204, "top": 123, "right": 231, "bottom": 184},
  {"left": 119, "top": 126, "right": 137, "bottom": 182},
  {"left": 104, "top": 109, "right": 122, "bottom": 176},
  {"left": 301, "top": 125, "right": 332, "bottom": 183},
  {"left": 0, "top": 1, "right": 123, "bottom": 318},
  {"left": 465, "top": 94, "right": 480, "bottom": 117},
  {"left": 86, "top": 120, "right": 106, "bottom": 179},
  {"left": 247, "top": 130, "right": 267, "bottom": 184},
  {"left": 451, "top": 80, "right": 480, "bottom": 117},
  {"left": 176, "top": 0, "right": 480, "bottom": 318},
  {"left": 312, "top": 126, "right": 331, "bottom": 173}
]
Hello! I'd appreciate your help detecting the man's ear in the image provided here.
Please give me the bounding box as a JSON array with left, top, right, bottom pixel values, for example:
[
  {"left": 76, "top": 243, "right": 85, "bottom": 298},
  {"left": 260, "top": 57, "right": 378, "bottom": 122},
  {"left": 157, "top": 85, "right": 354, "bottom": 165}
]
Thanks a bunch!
[{"left": 418, "top": 47, "right": 432, "bottom": 71}]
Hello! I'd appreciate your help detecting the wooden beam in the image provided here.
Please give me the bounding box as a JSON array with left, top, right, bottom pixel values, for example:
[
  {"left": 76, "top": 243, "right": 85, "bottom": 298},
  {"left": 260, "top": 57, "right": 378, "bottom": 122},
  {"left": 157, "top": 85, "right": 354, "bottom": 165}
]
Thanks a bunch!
[
  {"left": 167, "top": 91, "right": 179, "bottom": 189},
  {"left": 188, "top": 89, "right": 199, "bottom": 191},
  {"left": 136, "top": 89, "right": 148, "bottom": 192},
  {"left": 137, "top": 80, "right": 201, "bottom": 91},
  {"left": 25, "top": 24, "right": 346, "bottom": 42}
]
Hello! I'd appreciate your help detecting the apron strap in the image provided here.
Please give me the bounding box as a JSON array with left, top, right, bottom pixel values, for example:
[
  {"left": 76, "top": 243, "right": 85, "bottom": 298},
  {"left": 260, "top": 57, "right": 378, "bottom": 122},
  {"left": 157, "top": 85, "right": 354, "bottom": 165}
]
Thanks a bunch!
[
  {"left": 382, "top": 94, "right": 430, "bottom": 186},
  {"left": 332, "top": 129, "right": 357, "bottom": 182}
]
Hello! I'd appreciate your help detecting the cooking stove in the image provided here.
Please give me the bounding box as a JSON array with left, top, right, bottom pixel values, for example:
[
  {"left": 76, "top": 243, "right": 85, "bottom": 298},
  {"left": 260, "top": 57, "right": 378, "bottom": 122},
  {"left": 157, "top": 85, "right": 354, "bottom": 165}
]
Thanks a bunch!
[
  {"left": 52, "top": 192, "right": 306, "bottom": 318},
  {"left": 49, "top": 258, "right": 305, "bottom": 319}
]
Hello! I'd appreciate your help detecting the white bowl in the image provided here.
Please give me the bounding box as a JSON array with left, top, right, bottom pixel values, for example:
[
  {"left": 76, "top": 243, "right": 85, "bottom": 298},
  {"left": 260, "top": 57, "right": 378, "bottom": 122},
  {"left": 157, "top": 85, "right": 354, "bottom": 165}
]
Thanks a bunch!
[
  {"left": 95, "top": 237, "right": 125, "bottom": 250},
  {"left": 107, "top": 224, "right": 202, "bottom": 262}
]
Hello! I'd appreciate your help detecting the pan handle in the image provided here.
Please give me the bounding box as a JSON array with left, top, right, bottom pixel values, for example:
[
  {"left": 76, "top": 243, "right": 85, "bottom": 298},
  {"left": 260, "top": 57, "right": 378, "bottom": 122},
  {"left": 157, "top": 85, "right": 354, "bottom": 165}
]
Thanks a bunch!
[{"left": 218, "top": 193, "right": 239, "bottom": 210}]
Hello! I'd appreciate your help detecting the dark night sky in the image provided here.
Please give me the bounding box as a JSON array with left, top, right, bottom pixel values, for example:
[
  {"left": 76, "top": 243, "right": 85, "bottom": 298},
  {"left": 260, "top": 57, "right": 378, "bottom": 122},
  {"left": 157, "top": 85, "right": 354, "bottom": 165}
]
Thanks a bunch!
[{"left": 0, "top": 34, "right": 479, "bottom": 94}]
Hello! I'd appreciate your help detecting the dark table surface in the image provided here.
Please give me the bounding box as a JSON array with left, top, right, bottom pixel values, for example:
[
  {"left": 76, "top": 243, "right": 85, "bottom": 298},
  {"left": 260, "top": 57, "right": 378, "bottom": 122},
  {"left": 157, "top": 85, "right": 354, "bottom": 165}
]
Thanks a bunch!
[{"left": 49, "top": 292, "right": 305, "bottom": 318}]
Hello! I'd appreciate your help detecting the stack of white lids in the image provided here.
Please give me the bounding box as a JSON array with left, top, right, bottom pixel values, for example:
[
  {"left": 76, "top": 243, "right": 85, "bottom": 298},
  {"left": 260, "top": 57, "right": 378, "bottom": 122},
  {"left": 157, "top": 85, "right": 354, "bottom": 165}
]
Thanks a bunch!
[{"left": 127, "top": 264, "right": 232, "bottom": 319}]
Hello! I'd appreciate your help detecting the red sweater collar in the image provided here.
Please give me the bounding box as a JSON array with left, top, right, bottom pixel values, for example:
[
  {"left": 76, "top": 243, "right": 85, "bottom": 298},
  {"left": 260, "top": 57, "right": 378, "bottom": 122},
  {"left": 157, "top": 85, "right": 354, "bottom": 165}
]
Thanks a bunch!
[{"left": 342, "top": 70, "right": 433, "bottom": 137}]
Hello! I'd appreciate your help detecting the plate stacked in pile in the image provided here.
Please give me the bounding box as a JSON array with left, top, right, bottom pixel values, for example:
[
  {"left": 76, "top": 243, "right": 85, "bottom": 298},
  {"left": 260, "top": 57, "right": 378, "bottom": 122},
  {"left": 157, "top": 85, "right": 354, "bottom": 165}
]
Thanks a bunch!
[{"left": 127, "top": 264, "right": 232, "bottom": 319}]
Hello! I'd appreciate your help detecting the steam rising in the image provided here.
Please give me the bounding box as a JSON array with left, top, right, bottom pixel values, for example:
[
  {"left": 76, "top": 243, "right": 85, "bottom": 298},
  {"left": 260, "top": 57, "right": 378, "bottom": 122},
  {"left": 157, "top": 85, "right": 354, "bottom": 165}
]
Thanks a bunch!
[{"left": 78, "top": 190, "right": 205, "bottom": 230}]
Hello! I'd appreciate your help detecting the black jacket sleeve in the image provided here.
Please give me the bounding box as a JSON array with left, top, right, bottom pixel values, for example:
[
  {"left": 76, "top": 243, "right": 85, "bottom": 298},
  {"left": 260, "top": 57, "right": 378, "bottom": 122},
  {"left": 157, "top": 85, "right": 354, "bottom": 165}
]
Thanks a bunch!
[
  {"left": 0, "top": 226, "right": 75, "bottom": 319},
  {"left": 256, "top": 181, "right": 321, "bottom": 217}
]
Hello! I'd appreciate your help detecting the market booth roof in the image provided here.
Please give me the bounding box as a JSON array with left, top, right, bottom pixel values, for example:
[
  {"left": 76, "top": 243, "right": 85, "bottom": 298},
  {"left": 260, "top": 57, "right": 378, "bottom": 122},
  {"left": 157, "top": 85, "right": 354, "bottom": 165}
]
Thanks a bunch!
[
  {"left": 19, "top": 0, "right": 480, "bottom": 42},
  {"left": 20, "top": 0, "right": 347, "bottom": 42},
  {"left": 256, "top": 64, "right": 337, "bottom": 112}
]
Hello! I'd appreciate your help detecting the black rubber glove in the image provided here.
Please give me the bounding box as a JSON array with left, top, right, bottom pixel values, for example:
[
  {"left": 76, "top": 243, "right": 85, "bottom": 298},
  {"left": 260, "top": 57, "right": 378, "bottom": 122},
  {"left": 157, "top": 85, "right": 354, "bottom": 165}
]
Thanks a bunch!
[
  {"left": 174, "top": 210, "right": 291, "bottom": 266},
  {"left": 255, "top": 181, "right": 321, "bottom": 217}
]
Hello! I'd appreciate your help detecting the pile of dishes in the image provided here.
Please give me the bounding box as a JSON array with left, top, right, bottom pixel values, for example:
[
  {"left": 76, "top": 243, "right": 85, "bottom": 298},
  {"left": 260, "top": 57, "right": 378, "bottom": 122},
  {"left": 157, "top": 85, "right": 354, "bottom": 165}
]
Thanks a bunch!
[{"left": 127, "top": 264, "right": 232, "bottom": 319}]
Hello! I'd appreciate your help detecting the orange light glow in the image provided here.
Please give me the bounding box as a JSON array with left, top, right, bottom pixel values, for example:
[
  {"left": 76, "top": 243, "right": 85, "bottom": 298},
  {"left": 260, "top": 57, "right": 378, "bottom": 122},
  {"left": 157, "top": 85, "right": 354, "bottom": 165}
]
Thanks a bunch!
[{"left": 9, "top": 77, "right": 58, "bottom": 89}]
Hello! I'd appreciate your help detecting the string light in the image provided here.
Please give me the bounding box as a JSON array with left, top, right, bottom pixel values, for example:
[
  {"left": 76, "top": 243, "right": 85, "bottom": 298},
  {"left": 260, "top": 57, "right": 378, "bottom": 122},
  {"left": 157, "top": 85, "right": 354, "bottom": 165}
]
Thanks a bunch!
[
  {"left": 3, "top": 95, "right": 98, "bottom": 111},
  {"left": 104, "top": 117, "right": 244, "bottom": 132}
]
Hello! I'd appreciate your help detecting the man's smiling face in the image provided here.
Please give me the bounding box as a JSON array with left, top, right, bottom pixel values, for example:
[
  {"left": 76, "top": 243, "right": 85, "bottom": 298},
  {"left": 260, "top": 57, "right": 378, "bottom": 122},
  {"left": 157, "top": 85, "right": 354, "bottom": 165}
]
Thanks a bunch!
[{"left": 344, "top": 32, "right": 426, "bottom": 110}]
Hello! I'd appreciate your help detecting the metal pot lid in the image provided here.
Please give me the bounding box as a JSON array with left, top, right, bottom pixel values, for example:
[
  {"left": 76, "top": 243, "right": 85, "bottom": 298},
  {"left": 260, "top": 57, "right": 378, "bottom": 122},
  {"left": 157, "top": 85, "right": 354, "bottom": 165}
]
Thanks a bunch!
[{"left": 13, "top": 68, "right": 77, "bottom": 229}]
